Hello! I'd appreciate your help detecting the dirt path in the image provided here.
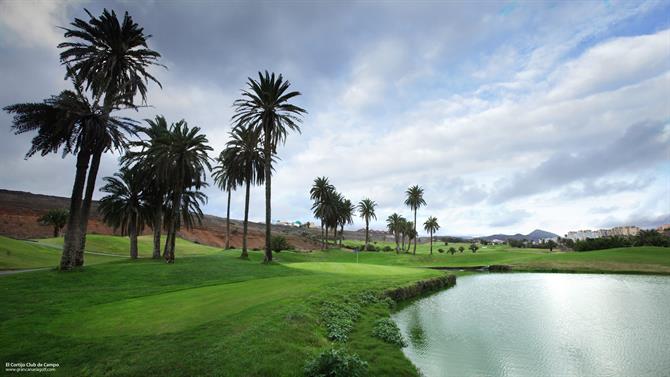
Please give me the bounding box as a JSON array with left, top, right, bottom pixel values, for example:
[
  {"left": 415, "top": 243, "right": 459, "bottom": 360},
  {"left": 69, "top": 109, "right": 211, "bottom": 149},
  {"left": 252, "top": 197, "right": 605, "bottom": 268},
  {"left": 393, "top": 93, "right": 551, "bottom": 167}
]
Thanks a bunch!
[{"left": 0, "top": 268, "right": 47, "bottom": 276}]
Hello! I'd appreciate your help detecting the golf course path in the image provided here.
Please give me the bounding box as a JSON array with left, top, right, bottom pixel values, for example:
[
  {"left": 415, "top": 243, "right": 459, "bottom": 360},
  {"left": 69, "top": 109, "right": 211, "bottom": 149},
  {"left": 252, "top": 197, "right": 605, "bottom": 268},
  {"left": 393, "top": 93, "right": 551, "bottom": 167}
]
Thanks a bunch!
[{"left": 0, "top": 268, "right": 47, "bottom": 276}]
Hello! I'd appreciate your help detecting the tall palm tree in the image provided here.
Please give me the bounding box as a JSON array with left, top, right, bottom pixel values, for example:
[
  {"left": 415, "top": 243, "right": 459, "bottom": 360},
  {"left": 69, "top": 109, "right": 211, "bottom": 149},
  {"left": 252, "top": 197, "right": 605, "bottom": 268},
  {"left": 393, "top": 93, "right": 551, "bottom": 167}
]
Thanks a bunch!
[
  {"left": 222, "top": 126, "right": 268, "bottom": 258},
  {"left": 233, "top": 71, "right": 306, "bottom": 263},
  {"left": 212, "top": 154, "right": 238, "bottom": 250},
  {"left": 310, "top": 176, "right": 334, "bottom": 249},
  {"left": 148, "top": 120, "right": 212, "bottom": 263},
  {"left": 38, "top": 209, "right": 69, "bottom": 238},
  {"left": 386, "top": 213, "right": 403, "bottom": 254},
  {"left": 4, "top": 88, "right": 136, "bottom": 269},
  {"left": 423, "top": 216, "right": 440, "bottom": 255},
  {"left": 59, "top": 8, "right": 164, "bottom": 268},
  {"left": 357, "top": 198, "right": 377, "bottom": 250},
  {"left": 122, "top": 115, "right": 170, "bottom": 259},
  {"left": 98, "top": 166, "right": 149, "bottom": 259},
  {"left": 404, "top": 185, "right": 426, "bottom": 255}
]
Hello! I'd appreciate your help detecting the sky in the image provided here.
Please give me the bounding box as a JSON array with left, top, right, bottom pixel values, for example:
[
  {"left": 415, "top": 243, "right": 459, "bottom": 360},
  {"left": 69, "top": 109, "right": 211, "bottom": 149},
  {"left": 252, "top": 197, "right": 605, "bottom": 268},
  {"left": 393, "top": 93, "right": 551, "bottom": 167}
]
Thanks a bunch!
[{"left": 0, "top": 0, "right": 668, "bottom": 237}]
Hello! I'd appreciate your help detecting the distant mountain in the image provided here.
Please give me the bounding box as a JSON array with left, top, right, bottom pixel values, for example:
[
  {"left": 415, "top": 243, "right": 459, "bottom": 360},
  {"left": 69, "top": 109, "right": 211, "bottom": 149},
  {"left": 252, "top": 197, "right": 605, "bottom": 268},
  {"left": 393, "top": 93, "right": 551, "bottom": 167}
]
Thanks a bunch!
[{"left": 478, "top": 229, "right": 559, "bottom": 242}]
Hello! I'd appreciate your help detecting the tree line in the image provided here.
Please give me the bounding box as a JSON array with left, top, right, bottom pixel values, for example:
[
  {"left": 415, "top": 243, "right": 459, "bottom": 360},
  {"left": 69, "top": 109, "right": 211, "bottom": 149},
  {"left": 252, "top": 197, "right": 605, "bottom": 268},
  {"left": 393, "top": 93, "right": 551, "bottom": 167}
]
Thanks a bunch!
[{"left": 310, "top": 179, "right": 443, "bottom": 254}]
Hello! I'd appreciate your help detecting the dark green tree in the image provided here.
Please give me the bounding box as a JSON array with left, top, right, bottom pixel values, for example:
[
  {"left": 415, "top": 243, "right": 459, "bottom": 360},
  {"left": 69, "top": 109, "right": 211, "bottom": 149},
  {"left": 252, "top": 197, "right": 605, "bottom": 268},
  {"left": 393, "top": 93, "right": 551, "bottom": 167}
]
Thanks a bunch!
[
  {"left": 404, "top": 185, "right": 426, "bottom": 255},
  {"left": 233, "top": 71, "right": 306, "bottom": 263},
  {"left": 38, "top": 209, "right": 69, "bottom": 237}
]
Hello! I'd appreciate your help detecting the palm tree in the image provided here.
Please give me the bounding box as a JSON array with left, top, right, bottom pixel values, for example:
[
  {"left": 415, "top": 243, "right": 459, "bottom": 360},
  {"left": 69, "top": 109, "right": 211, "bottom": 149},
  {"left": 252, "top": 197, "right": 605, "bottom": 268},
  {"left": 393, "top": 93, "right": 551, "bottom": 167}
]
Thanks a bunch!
[
  {"left": 122, "top": 115, "right": 170, "bottom": 259},
  {"left": 212, "top": 154, "right": 238, "bottom": 250},
  {"left": 404, "top": 185, "right": 426, "bottom": 255},
  {"left": 310, "top": 177, "right": 334, "bottom": 249},
  {"left": 58, "top": 8, "right": 164, "bottom": 268},
  {"left": 337, "top": 198, "right": 355, "bottom": 246},
  {"left": 38, "top": 209, "right": 69, "bottom": 237},
  {"left": 233, "top": 71, "right": 306, "bottom": 263},
  {"left": 423, "top": 216, "right": 440, "bottom": 255},
  {"left": 98, "top": 166, "right": 149, "bottom": 259},
  {"left": 147, "top": 120, "right": 212, "bottom": 263},
  {"left": 386, "top": 213, "right": 404, "bottom": 253},
  {"left": 405, "top": 222, "right": 416, "bottom": 253},
  {"left": 222, "top": 126, "right": 268, "bottom": 258},
  {"left": 357, "top": 198, "right": 377, "bottom": 250},
  {"left": 4, "top": 88, "right": 136, "bottom": 269}
]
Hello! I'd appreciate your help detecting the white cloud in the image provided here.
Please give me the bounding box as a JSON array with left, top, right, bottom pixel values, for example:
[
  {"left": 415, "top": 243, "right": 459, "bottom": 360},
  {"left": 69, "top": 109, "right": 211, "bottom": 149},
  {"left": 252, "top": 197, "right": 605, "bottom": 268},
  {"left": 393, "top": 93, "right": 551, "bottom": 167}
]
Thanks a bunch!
[{"left": 0, "top": 0, "right": 78, "bottom": 49}]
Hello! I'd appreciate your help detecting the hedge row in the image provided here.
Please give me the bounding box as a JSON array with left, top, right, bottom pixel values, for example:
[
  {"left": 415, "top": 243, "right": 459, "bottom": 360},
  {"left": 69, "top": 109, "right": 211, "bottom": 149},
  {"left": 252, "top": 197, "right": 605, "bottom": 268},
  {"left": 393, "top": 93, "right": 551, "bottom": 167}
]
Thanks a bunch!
[{"left": 383, "top": 274, "right": 456, "bottom": 302}]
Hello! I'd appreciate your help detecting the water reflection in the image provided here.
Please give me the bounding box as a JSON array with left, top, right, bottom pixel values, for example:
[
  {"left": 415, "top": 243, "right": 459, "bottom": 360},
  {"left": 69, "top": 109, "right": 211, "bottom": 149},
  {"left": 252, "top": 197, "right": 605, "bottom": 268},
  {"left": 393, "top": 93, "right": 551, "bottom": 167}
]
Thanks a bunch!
[{"left": 392, "top": 273, "right": 670, "bottom": 377}]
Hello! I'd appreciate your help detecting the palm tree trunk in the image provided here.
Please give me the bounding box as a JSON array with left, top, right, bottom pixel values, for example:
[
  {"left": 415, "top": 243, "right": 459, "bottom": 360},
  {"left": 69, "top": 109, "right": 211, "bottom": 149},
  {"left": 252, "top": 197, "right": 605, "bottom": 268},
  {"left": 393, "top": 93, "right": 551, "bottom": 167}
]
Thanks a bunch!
[
  {"left": 225, "top": 189, "right": 231, "bottom": 250},
  {"left": 395, "top": 232, "right": 399, "bottom": 254},
  {"left": 75, "top": 147, "right": 103, "bottom": 267},
  {"left": 340, "top": 224, "right": 344, "bottom": 246},
  {"left": 165, "top": 192, "right": 181, "bottom": 263},
  {"left": 320, "top": 221, "right": 324, "bottom": 249},
  {"left": 61, "top": 149, "right": 90, "bottom": 271},
  {"left": 53, "top": 227, "right": 59, "bottom": 238},
  {"left": 325, "top": 227, "right": 329, "bottom": 249},
  {"left": 430, "top": 231, "right": 433, "bottom": 255},
  {"left": 152, "top": 204, "right": 162, "bottom": 259},
  {"left": 241, "top": 177, "right": 251, "bottom": 259},
  {"left": 263, "top": 125, "right": 272, "bottom": 263},
  {"left": 163, "top": 229, "right": 172, "bottom": 259},
  {"left": 364, "top": 219, "right": 369, "bottom": 250},
  {"left": 130, "top": 215, "right": 138, "bottom": 259},
  {"left": 413, "top": 209, "right": 417, "bottom": 255}
]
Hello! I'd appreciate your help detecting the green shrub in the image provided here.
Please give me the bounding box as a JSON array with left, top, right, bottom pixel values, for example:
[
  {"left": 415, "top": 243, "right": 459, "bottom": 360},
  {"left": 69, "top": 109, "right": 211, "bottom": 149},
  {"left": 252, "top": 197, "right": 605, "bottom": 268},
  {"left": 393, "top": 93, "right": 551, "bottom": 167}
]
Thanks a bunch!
[
  {"left": 384, "top": 275, "right": 456, "bottom": 302},
  {"left": 438, "top": 248, "right": 444, "bottom": 253},
  {"left": 382, "top": 245, "right": 392, "bottom": 252},
  {"left": 304, "top": 348, "right": 368, "bottom": 377},
  {"left": 270, "top": 235, "right": 293, "bottom": 252},
  {"left": 365, "top": 244, "right": 377, "bottom": 252},
  {"left": 321, "top": 301, "right": 361, "bottom": 342},
  {"left": 372, "top": 318, "right": 407, "bottom": 347}
]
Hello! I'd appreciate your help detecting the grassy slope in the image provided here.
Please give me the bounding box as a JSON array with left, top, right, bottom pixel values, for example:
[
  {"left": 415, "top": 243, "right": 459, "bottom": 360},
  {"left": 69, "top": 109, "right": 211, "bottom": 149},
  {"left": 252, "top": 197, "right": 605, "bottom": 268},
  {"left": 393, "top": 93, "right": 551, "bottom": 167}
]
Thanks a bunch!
[
  {"left": 36, "top": 234, "right": 222, "bottom": 258},
  {"left": 1, "top": 235, "right": 669, "bottom": 376},
  {"left": 0, "top": 236, "right": 121, "bottom": 270}
]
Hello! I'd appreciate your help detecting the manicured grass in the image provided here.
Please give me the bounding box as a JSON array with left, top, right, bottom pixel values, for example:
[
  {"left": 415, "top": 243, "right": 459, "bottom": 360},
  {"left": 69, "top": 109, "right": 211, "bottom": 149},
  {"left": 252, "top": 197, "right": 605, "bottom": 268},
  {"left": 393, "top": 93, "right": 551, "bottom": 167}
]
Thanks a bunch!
[
  {"left": 0, "top": 250, "right": 441, "bottom": 376},
  {"left": 1, "top": 234, "right": 669, "bottom": 376},
  {"left": 0, "top": 236, "right": 120, "bottom": 270}
]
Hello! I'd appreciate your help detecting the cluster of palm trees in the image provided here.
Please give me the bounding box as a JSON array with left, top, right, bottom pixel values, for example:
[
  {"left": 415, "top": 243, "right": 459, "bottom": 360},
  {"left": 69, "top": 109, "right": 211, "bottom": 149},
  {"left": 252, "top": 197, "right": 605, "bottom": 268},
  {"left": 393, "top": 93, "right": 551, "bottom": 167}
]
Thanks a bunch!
[
  {"left": 386, "top": 186, "right": 440, "bottom": 255},
  {"left": 4, "top": 9, "right": 164, "bottom": 270},
  {"left": 309, "top": 177, "right": 355, "bottom": 248},
  {"left": 309, "top": 179, "right": 442, "bottom": 254},
  {"left": 101, "top": 116, "right": 212, "bottom": 262},
  {"left": 5, "top": 8, "right": 306, "bottom": 268}
]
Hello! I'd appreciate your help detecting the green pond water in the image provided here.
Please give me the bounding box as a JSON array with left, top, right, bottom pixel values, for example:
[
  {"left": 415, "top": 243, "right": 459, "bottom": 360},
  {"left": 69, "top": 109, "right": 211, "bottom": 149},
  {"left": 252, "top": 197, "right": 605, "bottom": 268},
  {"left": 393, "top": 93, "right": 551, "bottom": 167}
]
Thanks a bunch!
[{"left": 392, "top": 273, "right": 670, "bottom": 377}]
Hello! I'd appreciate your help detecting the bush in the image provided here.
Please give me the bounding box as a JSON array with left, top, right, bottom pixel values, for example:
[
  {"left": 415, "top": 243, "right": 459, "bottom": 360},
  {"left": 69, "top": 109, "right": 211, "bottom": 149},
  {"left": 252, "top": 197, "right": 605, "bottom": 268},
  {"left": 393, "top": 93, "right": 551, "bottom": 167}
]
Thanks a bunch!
[
  {"left": 365, "top": 244, "right": 377, "bottom": 252},
  {"left": 438, "top": 248, "right": 445, "bottom": 253},
  {"left": 321, "top": 301, "right": 361, "bottom": 342},
  {"left": 304, "top": 348, "right": 368, "bottom": 377},
  {"left": 382, "top": 245, "right": 393, "bottom": 252},
  {"left": 372, "top": 318, "right": 407, "bottom": 347},
  {"left": 270, "top": 235, "right": 293, "bottom": 252}
]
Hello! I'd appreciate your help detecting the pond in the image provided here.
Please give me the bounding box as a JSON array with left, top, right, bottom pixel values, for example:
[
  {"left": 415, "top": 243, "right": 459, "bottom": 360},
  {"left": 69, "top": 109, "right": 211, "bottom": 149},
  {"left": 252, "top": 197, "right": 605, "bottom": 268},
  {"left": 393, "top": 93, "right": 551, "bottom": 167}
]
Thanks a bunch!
[{"left": 392, "top": 273, "right": 670, "bottom": 377}]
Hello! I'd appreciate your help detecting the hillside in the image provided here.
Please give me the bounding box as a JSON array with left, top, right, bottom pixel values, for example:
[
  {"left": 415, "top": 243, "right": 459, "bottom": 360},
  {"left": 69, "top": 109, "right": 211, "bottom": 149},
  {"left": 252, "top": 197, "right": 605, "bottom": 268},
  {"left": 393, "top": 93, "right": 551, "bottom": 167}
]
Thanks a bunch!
[
  {"left": 0, "top": 189, "right": 320, "bottom": 250},
  {"left": 479, "top": 229, "right": 560, "bottom": 242}
]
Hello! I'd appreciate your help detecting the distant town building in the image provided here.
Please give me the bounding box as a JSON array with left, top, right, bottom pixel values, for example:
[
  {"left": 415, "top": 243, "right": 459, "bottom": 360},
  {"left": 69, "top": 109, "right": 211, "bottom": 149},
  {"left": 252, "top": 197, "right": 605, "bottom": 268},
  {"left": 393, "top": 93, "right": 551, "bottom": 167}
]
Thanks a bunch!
[{"left": 565, "top": 225, "right": 640, "bottom": 241}]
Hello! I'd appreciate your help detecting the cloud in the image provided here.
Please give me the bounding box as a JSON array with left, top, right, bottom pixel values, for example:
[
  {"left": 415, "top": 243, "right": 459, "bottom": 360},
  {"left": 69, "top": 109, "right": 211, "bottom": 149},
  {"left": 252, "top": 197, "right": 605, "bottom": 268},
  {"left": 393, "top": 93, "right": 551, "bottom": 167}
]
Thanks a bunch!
[
  {"left": 1, "top": 1, "right": 668, "bottom": 237},
  {"left": 490, "top": 121, "right": 669, "bottom": 203},
  {"left": 0, "top": 0, "right": 78, "bottom": 49}
]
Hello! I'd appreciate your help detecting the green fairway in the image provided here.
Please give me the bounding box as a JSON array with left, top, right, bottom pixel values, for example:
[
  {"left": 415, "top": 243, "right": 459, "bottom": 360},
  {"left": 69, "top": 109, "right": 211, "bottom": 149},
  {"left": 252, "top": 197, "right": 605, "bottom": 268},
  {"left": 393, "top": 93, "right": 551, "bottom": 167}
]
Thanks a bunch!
[
  {"left": 1, "top": 234, "right": 669, "bottom": 376},
  {"left": 0, "top": 250, "right": 440, "bottom": 376}
]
